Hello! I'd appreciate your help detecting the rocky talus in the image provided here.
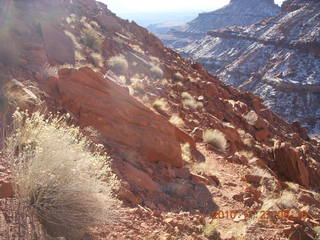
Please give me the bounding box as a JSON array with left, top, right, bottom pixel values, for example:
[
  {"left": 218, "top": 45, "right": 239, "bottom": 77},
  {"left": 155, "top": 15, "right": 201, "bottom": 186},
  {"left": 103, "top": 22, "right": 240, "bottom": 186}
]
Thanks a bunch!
[
  {"left": 181, "top": 0, "right": 320, "bottom": 133},
  {"left": 0, "top": 0, "right": 319, "bottom": 239}
]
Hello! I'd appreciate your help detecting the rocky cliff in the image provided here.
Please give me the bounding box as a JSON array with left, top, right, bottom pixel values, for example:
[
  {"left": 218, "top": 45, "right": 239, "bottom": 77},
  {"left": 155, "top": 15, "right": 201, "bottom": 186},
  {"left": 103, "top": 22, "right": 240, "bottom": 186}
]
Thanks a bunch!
[
  {"left": 181, "top": 0, "right": 320, "bottom": 133},
  {"left": 159, "top": 0, "right": 280, "bottom": 48},
  {"left": 0, "top": 0, "right": 320, "bottom": 239}
]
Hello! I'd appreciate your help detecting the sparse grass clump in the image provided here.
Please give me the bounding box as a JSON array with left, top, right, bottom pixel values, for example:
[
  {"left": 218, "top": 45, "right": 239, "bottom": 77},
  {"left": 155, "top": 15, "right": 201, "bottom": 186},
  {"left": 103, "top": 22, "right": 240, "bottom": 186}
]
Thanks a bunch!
[
  {"left": 150, "top": 65, "right": 164, "bottom": 79},
  {"left": 203, "top": 129, "right": 227, "bottom": 151},
  {"left": 181, "top": 92, "right": 203, "bottom": 110},
  {"left": 3, "top": 79, "right": 42, "bottom": 108},
  {"left": 169, "top": 114, "right": 185, "bottom": 128},
  {"left": 108, "top": 55, "right": 129, "bottom": 75},
  {"left": 173, "top": 72, "right": 184, "bottom": 82},
  {"left": 89, "top": 52, "right": 104, "bottom": 68},
  {"left": 203, "top": 221, "right": 220, "bottom": 238},
  {"left": 5, "top": 110, "right": 120, "bottom": 238},
  {"left": 152, "top": 98, "right": 170, "bottom": 115},
  {"left": 180, "top": 142, "right": 192, "bottom": 162},
  {"left": 81, "top": 28, "right": 103, "bottom": 52}
]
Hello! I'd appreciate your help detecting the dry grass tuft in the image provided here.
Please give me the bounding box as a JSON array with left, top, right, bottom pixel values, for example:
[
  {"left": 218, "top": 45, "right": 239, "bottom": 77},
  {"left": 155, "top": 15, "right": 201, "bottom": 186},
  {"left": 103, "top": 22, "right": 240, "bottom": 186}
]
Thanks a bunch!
[
  {"left": 5, "top": 110, "right": 120, "bottom": 238},
  {"left": 152, "top": 98, "right": 170, "bottom": 115},
  {"left": 150, "top": 65, "right": 164, "bottom": 79},
  {"left": 169, "top": 114, "right": 185, "bottom": 128},
  {"left": 89, "top": 52, "right": 104, "bottom": 68},
  {"left": 202, "top": 221, "right": 220, "bottom": 238},
  {"left": 108, "top": 55, "right": 128, "bottom": 75},
  {"left": 180, "top": 142, "right": 192, "bottom": 162},
  {"left": 173, "top": 72, "right": 184, "bottom": 82},
  {"left": 81, "top": 28, "right": 103, "bottom": 52},
  {"left": 181, "top": 92, "right": 203, "bottom": 110},
  {"left": 3, "top": 79, "right": 43, "bottom": 108},
  {"left": 203, "top": 129, "right": 227, "bottom": 151}
]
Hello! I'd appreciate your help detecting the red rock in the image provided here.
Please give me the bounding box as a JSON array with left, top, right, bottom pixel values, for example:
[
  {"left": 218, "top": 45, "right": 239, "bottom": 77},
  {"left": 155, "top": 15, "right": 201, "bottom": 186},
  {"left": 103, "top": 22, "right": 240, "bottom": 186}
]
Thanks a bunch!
[
  {"left": 119, "top": 162, "right": 161, "bottom": 192},
  {"left": 255, "top": 128, "right": 269, "bottom": 141},
  {"left": 48, "top": 67, "right": 195, "bottom": 168},
  {"left": 118, "top": 187, "right": 141, "bottom": 205},
  {"left": 0, "top": 181, "right": 14, "bottom": 198},
  {"left": 273, "top": 142, "right": 310, "bottom": 188},
  {"left": 298, "top": 193, "right": 320, "bottom": 208},
  {"left": 40, "top": 23, "right": 75, "bottom": 64},
  {"left": 175, "top": 168, "right": 191, "bottom": 179},
  {"left": 191, "top": 173, "right": 210, "bottom": 185},
  {"left": 244, "top": 175, "right": 262, "bottom": 185}
]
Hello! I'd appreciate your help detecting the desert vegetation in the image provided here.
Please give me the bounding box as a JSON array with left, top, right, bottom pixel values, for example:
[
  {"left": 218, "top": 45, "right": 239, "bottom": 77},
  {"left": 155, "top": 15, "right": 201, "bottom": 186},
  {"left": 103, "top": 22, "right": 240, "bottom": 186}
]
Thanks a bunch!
[
  {"left": 173, "top": 72, "right": 184, "bottom": 82},
  {"left": 169, "top": 114, "right": 185, "bottom": 128},
  {"left": 81, "top": 28, "right": 104, "bottom": 52},
  {"left": 4, "top": 110, "right": 120, "bottom": 239},
  {"left": 150, "top": 64, "right": 164, "bottom": 79},
  {"left": 152, "top": 98, "right": 171, "bottom": 115},
  {"left": 203, "top": 129, "right": 227, "bottom": 151},
  {"left": 181, "top": 92, "right": 203, "bottom": 110},
  {"left": 108, "top": 55, "right": 129, "bottom": 75}
]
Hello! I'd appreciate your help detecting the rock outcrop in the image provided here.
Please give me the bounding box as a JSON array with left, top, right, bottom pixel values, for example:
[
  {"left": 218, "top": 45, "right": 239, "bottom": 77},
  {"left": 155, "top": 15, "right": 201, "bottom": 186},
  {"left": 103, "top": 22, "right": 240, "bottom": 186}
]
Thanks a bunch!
[
  {"left": 181, "top": 0, "right": 320, "bottom": 133},
  {"left": 158, "top": 0, "right": 280, "bottom": 48},
  {"left": 46, "top": 67, "right": 194, "bottom": 168}
]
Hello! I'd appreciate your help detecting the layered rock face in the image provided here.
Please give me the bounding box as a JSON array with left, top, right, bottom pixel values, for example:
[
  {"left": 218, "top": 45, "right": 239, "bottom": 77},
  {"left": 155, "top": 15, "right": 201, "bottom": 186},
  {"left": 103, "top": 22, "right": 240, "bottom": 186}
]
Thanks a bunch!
[
  {"left": 181, "top": 0, "right": 320, "bottom": 133},
  {"left": 159, "top": 0, "right": 280, "bottom": 48}
]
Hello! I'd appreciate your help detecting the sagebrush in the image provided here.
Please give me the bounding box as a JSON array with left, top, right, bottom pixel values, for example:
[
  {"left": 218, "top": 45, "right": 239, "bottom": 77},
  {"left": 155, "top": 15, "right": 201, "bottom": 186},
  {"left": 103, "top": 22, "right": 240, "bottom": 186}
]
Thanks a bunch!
[
  {"left": 108, "top": 55, "right": 128, "bottom": 75},
  {"left": 5, "top": 110, "right": 120, "bottom": 238},
  {"left": 203, "top": 129, "right": 227, "bottom": 151}
]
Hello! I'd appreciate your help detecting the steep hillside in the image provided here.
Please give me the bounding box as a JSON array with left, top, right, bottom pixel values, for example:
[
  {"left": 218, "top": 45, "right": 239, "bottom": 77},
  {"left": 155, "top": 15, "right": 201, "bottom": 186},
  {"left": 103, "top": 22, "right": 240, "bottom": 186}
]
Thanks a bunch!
[
  {"left": 159, "top": 0, "right": 280, "bottom": 48},
  {"left": 181, "top": 0, "right": 320, "bottom": 134},
  {"left": 0, "top": 0, "right": 320, "bottom": 239}
]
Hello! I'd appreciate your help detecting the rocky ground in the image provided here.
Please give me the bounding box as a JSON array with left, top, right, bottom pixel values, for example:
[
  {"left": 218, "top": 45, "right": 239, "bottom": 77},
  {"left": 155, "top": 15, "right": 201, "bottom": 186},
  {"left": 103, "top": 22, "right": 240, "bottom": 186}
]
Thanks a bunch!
[{"left": 0, "top": 0, "right": 320, "bottom": 239}]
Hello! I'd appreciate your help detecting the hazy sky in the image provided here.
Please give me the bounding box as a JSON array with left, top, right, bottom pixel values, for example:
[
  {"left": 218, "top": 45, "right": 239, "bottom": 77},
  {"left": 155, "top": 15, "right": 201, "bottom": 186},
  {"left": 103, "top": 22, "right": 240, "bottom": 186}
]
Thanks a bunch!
[{"left": 101, "top": 0, "right": 286, "bottom": 14}]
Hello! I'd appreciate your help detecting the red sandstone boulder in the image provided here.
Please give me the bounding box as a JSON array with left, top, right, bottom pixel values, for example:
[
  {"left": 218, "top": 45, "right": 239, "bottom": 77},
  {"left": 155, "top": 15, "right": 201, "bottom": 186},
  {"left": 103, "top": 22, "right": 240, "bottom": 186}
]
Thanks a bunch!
[
  {"left": 273, "top": 142, "right": 310, "bottom": 187},
  {"left": 47, "top": 67, "right": 195, "bottom": 167}
]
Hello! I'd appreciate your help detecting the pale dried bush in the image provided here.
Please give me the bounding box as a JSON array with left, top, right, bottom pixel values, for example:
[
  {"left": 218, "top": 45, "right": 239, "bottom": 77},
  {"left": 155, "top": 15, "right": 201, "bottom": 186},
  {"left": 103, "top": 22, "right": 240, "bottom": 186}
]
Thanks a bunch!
[
  {"left": 3, "top": 79, "right": 43, "bottom": 108},
  {"left": 108, "top": 55, "right": 129, "bottom": 75},
  {"left": 181, "top": 92, "right": 203, "bottom": 110},
  {"left": 173, "top": 72, "right": 184, "bottom": 82},
  {"left": 169, "top": 114, "right": 185, "bottom": 128},
  {"left": 5, "top": 110, "right": 120, "bottom": 238},
  {"left": 203, "top": 129, "right": 227, "bottom": 152},
  {"left": 152, "top": 98, "right": 171, "bottom": 115},
  {"left": 180, "top": 142, "right": 192, "bottom": 163},
  {"left": 150, "top": 65, "right": 164, "bottom": 79},
  {"left": 82, "top": 28, "right": 103, "bottom": 52},
  {"left": 90, "top": 52, "right": 104, "bottom": 68},
  {"left": 243, "top": 110, "right": 258, "bottom": 126}
]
